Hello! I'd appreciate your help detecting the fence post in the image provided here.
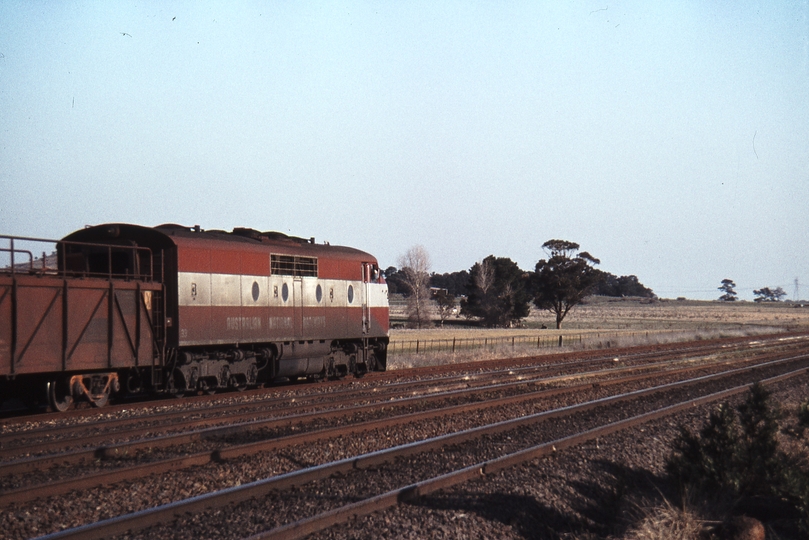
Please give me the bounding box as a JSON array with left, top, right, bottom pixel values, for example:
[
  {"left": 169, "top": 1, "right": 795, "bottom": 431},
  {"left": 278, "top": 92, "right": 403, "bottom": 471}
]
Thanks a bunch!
[
  {"left": 452, "top": 337, "right": 456, "bottom": 353},
  {"left": 558, "top": 335, "right": 563, "bottom": 347},
  {"left": 416, "top": 340, "right": 419, "bottom": 354}
]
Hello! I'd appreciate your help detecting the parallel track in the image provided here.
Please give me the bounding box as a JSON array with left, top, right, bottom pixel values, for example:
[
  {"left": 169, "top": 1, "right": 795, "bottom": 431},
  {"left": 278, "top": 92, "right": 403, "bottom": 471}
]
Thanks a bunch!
[{"left": 39, "top": 355, "right": 809, "bottom": 539}]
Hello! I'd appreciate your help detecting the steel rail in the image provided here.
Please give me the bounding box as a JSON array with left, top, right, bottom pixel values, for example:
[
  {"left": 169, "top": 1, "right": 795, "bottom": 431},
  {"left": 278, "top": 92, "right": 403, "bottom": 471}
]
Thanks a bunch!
[
  {"left": 3, "top": 331, "right": 752, "bottom": 437},
  {"left": 0, "top": 341, "right": 783, "bottom": 478},
  {"left": 3, "top": 331, "right": 796, "bottom": 427},
  {"left": 0, "top": 341, "right": 674, "bottom": 446},
  {"left": 33, "top": 355, "right": 809, "bottom": 540},
  {"left": 257, "top": 365, "right": 808, "bottom": 540},
  {"left": 19, "top": 332, "right": 806, "bottom": 450},
  {"left": 0, "top": 353, "right": 741, "bottom": 505}
]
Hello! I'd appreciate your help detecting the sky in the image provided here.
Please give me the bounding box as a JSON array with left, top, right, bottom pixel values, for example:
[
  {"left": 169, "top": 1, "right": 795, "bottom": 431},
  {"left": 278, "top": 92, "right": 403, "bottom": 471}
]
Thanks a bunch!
[{"left": 1, "top": 1, "right": 807, "bottom": 301}]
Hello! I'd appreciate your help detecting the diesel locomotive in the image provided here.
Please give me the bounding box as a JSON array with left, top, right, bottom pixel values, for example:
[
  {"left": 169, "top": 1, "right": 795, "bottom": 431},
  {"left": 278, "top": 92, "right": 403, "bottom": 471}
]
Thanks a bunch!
[{"left": 0, "top": 223, "right": 389, "bottom": 411}]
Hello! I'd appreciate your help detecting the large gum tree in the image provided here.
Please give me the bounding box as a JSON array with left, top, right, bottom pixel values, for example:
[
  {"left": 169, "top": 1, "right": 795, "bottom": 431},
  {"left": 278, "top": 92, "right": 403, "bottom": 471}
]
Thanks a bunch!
[{"left": 532, "top": 239, "right": 600, "bottom": 329}]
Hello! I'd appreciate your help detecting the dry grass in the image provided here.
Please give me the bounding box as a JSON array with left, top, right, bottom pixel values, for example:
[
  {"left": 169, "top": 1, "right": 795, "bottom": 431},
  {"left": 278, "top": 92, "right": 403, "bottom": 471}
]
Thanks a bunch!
[
  {"left": 389, "top": 299, "right": 809, "bottom": 369},
  {"left": 568, "top": 297, "right": 809, "bottom": 332},
  {"left": 388, "top": 298, "right": 809, "bottom": 369},
  {"left": 385, "top": 328, "right": 760, "bottom": 371},
  {"left": 615, "top": 498, "right": 707, "bottom": 540}
]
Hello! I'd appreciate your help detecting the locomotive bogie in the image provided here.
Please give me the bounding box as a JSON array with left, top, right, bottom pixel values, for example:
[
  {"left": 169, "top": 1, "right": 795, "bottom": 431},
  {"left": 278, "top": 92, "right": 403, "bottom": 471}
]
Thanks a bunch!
[{"left": 169, "top": 352, "right": 259, "bottom": 394}]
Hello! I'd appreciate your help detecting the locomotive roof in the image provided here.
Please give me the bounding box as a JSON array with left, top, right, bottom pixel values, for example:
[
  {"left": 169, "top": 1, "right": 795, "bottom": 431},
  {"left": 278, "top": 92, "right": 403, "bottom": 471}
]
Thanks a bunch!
[{"left": 62, "top": 223, "right": 377, "bottom": 262}]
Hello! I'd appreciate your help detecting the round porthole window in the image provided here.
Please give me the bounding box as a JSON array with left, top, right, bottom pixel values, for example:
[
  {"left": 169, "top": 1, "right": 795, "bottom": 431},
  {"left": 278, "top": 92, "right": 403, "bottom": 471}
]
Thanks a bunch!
[
  {"left": 347, "top": 284, "right": 354, "bottom": 304},
  {"left": 316, "top": 284, "right": 323, "bottom": 303},
  {"left": 252, "top": 281, "right": 260, "bottom": 302},
  {"left": 282, "top": 283, "right": 289, "bottom": 302}
]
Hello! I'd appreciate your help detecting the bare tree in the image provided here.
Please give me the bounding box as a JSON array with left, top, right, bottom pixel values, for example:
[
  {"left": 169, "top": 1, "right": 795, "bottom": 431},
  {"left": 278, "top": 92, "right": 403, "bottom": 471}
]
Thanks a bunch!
[
  {"left": 398, "top": 245, "right": 432, "bottom": 328},
  {"left": 473, "top": 258, "right": 495, "bottom": 295}
]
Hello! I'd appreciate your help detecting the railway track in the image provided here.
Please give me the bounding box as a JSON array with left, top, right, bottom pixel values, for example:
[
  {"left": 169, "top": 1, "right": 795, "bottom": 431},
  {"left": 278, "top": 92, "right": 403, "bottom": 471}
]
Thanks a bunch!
[
  {"left": 1, "top": 334, "right": 808, "bottom": 539},
  {"left": 1, "top": 336, "right": 802, "bottom": 469},
  {"left": 1, "top": 333, "right": 791, "bottom": 443},
  {"left": 3, "top": 348, "right": 798, "bottom": 505},
  {"left": 0, "top": 331, "right": 785, "bottom": 427}
]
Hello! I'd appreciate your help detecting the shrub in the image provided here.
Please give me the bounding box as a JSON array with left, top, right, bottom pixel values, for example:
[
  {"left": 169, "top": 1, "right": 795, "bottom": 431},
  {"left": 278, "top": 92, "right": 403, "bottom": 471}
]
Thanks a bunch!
[
  {"left": 666, "top": 383, "right": 809, "bottom": 531},
  {"left": 736, "top": 383, "right": 782, "bottom": 490},
  {"left": 666, "top": 402, "right": 742, "bottom": 495},
  {"left": 798, "top": 398, "right": 809, "bottom": 429}
]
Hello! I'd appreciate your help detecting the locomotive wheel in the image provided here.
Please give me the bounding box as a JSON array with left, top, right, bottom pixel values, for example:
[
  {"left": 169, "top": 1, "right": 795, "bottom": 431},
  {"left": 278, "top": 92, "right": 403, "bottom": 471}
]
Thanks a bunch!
[
  {"left": 47, "top": 380, "right": 74, "bottom": 412},
  {"left": 198, "top": 379, "right": 213, "bottom": 395},
  {"left": 230, "top": 375, "right": 247, "bottom": 392}
]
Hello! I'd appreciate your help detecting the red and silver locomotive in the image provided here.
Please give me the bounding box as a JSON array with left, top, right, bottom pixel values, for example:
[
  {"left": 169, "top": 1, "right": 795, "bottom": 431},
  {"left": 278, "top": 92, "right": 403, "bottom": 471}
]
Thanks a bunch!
[{"left": 0, "top": 223, "right": 389, "bottom": 411}]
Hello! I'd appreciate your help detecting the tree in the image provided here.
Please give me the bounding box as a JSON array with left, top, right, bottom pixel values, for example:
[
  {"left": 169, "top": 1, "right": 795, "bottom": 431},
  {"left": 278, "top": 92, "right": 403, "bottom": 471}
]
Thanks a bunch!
[
  {"left": 397, "top": 245, "right": 432, "bottom": 328},
  {"left": 594, "top": 272, "right": 655, "bottom": 298},
  {"left": 434, "top": 289, "right": 456, "bottom": 326},
  {"left": 753, "top": 286, "right": 787, "bottom": 303},
  {"left": 383, "top": 266, "right": 407, "bottom": 295},
  {"left": 531, "top": 240, "right": 600, "bottom": 329},
  {"left": 718, "top": 279, "right": 738, "bottom": 302},
  {"left": 461, "top": 256, "right": 531, "bottom": 327}
]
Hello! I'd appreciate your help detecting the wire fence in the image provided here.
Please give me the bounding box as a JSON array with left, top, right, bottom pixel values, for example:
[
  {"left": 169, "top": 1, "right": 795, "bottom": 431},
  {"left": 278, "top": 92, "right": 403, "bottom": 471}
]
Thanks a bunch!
[{"left": 387, "top": 331, "right": 656, "bottom": 356}]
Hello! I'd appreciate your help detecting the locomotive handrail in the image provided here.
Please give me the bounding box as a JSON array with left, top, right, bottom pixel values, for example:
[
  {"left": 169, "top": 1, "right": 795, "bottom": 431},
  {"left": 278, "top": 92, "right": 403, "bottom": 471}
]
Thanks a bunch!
[{"left": 0, "top": 234, "right": 156, "bottom": 281}]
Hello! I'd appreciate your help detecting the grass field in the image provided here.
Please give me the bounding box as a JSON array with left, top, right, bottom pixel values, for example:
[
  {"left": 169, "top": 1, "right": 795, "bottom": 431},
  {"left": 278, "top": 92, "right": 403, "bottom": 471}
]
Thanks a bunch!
[{"left": 387, "top": 297, "right": 809, "bottom": 369}]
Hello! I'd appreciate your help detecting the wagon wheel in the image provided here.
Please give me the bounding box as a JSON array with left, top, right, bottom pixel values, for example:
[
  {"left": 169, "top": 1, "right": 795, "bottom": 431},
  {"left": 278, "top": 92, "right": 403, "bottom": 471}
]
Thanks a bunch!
[
  {"left": 166, "top": 370, "right": 186, "bottom": 398},
  {"left": 89, "top": 386, "right": 111, "bottom": 408},
  {"left": 47, "top": 380, "right": 74, "bottom": 412}
]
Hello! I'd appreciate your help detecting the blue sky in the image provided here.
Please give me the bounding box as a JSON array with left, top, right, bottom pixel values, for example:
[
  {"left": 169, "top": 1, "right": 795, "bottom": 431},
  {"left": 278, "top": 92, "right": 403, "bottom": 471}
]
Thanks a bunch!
[{"left": 1, "top": 1, "right": 807, "bottom": 300}]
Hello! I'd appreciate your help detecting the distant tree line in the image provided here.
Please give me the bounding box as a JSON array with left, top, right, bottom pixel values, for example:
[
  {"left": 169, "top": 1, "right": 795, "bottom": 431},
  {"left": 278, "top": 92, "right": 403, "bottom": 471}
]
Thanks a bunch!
[
  {"left": 753, "top": 287, "right": 787, "bottom": 302},
  {"left": 385, "top": 262, "right": 652, "bottom": 301},
  {"left": 385, "top": 239, "right": 655, "bottom": 329},
  {"left": 718, "top": 279, "right": 789, "bottom": 302},
  {"left": 593, "top": 273, "right": 654, "bottom": 297}
]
